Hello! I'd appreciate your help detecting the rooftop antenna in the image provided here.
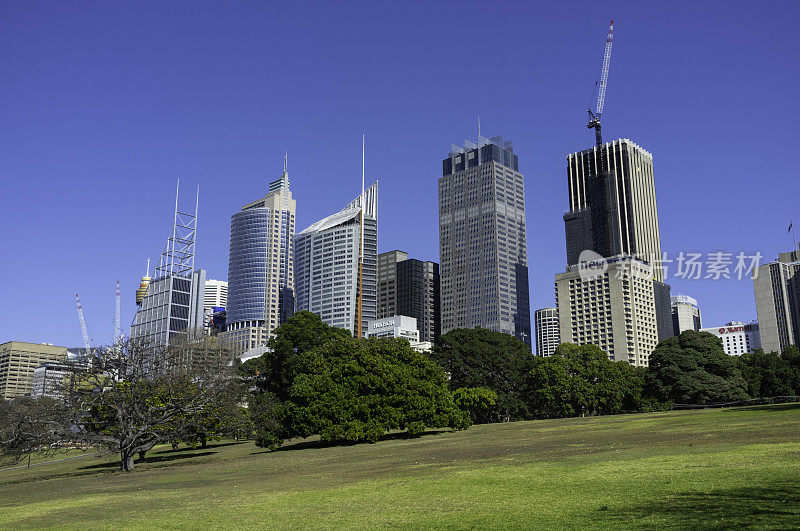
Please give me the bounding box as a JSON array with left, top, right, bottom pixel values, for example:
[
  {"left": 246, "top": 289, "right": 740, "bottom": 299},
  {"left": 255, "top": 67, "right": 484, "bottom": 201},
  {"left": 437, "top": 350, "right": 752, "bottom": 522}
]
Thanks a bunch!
[
  {"left": 478, "top": 115, "right": 481, "bottom": 139},
  {"left": 284, "top": 151, "right": 288, "bottom": 173},
  {"left": 355, "top": 134, "right": 365, "bottom": 338}
]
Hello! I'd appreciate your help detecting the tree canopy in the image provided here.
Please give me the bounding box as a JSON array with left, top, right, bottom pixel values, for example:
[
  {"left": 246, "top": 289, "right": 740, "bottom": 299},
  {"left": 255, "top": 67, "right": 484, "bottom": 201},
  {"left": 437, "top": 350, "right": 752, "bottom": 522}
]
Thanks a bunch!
[
  {"left": 430, "top": 328, "right": 534, "bottom": 422},
  {"left": 526, "top": 343, "right": 644, "bottom": 418},
  {"left": 243, "top": 312, "right": 469, "bottom": 449},
  {"left": 646, "top": 331, "right": 749, "bottom": 404}
]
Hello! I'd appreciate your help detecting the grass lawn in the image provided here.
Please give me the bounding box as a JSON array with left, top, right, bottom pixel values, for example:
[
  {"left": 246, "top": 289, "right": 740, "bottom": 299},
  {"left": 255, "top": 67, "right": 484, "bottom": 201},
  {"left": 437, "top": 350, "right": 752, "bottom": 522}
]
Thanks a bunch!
[{"left": 1, "top": 404, "right": 799, "bottom": 529}]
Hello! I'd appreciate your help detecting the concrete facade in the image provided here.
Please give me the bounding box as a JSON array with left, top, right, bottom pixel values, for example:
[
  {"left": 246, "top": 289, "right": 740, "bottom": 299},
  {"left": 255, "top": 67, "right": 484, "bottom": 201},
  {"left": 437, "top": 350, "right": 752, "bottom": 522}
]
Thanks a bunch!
[
  {"left": 555, "top": 256, "right": 659, "bottom": 367},
  {"left": 367, "top": 315, "right": 432, "bottom": 352},
  {"left": 439, "top": 135, "right": 531, "bottom": 344},
  {"left": 753, "top": 248, "right": 800, "bottom": 354},
  {"left": 700, "top": 321, "right": 761, "bottom": 356},
  {"left": 534, "top": 307, "right": 560, "bottom": 357},
  {"left": 0, "top": 341, "right": 67, "bottom": 400},
  {"left": 671, "top": 295, "right": 702, "bottom": 335}
]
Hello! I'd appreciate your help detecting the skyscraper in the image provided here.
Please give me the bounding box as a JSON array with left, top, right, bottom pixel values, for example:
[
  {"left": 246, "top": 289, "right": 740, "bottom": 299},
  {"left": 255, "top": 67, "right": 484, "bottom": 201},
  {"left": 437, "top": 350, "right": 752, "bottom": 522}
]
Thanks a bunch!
[
  {"left": 753, "top": 247, "right": 800, "bottom": 353},
  {"left": 439, "top": 135, "right": 531, "bottom": 344},
  {"left": 564, "top": 139, "right": 663, "bottom": 279},
  {"left": 294, "top": 182, "right": 377, "bottom": 337},
  {"left": 534, "top": 307, "right": 560, "bottom": 357},
  {"left": 377, "top": 250, "right": 441, "bottom": 343},
  {"left": 130, "top": 183, "right": 204, "bottom": 347},
  {"left": 562, "top": 138, "right": 672, "bottom": 342},
  {"left": 377, "top": 250, "right": 408, "bottom": 319},
  {"left": 223, "top": 166, "right": 296, "bottom": 352}
]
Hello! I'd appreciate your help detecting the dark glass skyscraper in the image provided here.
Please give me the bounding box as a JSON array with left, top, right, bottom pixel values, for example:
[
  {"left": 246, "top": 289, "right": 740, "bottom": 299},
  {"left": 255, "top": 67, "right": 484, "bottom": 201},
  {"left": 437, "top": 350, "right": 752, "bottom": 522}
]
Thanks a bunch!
[{"left": 439, "top": 135, "right": 531, "bottom": 344}]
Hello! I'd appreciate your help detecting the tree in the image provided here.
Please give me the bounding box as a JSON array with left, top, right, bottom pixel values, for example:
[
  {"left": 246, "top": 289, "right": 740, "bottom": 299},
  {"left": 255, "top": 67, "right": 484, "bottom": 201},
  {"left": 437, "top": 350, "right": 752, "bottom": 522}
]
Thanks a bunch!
[
  {"left": 452, "top": 387, "right": 498, "bottom": 424},
  {"left": 525, "top": 343, "right": 643, "bottom": 418},
  {"left": 737, "top": 350, "right": 795, "bottom": 398},
  {"left": 253, "top": 336, "right": 469, "bottom": 449},
  {"left": 239, "top": 311, "right": 351, "bottom": 399},
  {"left": 0, "top": 397, "right": 70, "bottom": 467},
  {"left": 430, "top": 328, "right": 534, "bottom": 422},
  {"left": 646, "top": 331, "right": 749, "bottom": 404},
  {"left": 0, "top": 337, "right": 241, "bottom": 471}
]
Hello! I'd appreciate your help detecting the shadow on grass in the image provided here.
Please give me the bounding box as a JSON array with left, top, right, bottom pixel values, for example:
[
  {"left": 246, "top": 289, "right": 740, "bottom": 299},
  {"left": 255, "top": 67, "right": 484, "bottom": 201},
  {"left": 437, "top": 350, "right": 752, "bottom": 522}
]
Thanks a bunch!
[
  {"left": 151, "top": 440, "right": 247, "bottom": 455},
  {"left": 79, "top": 451, "right": 217, "bottom": 470},
  {"left": 607, "top": 483, "right": 800, "bottom": 527},
  {"left": 726, "top": 403, "right": 800, "bottom": 413},
  {"left": 253, "top": 429, "right": 447, "bottom": 455}
]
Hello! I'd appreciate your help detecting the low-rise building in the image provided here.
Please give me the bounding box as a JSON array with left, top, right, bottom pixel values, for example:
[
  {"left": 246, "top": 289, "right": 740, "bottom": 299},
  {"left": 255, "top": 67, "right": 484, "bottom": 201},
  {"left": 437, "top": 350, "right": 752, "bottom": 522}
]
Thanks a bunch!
[
  {"left": 367, "top": 315, "right": 432, "bottom": 352},
  {"left": 700, "top": 321, "right": 761, "bottom": 356}
]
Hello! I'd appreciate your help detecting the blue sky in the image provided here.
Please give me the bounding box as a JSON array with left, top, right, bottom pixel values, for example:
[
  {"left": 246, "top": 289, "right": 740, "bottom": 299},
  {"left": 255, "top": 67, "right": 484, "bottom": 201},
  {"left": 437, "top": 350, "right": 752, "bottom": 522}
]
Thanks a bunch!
[{"left": 1, "top": 1, "right": 798, "bottom": 347}]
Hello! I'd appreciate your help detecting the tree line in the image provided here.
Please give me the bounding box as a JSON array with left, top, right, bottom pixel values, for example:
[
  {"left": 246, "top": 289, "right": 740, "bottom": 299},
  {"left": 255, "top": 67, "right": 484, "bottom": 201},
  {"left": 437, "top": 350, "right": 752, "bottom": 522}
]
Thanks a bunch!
[{"left": 2, "top": 313, "right": 798, "bottom": 471}]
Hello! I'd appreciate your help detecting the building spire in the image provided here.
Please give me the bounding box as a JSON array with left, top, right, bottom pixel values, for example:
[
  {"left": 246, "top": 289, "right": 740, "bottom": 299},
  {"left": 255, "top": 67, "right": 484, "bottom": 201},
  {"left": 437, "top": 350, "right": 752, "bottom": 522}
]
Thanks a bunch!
[{"left": 284, "top": 151, "right": 288, "bottom": 174}]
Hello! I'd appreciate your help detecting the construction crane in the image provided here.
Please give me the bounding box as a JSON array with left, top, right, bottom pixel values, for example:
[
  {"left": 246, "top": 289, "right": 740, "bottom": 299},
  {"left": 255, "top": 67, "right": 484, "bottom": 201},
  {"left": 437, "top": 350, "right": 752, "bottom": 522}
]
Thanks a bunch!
[
  {"left": 587, "top": 20, "right": 614, "bottom": 147},
  {"left": 75, "top": 293, "right": 93, "bottom": 357},
  {"left": 114, "top": 281, "right": 121, "bottom": 343}
]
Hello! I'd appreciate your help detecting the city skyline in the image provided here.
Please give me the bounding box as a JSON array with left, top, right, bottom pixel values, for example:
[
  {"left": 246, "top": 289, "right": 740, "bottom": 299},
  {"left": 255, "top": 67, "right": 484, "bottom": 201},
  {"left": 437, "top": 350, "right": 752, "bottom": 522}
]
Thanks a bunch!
[{"left": 2, "top": 2, "right": 799, "bottom": 346}]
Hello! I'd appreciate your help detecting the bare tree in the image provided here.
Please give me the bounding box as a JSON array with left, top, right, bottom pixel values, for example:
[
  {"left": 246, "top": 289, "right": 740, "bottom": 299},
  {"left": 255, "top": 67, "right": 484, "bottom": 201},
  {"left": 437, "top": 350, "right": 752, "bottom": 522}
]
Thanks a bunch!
[{"left": 1, "top": 336, "right": 241, "bottom": 471}]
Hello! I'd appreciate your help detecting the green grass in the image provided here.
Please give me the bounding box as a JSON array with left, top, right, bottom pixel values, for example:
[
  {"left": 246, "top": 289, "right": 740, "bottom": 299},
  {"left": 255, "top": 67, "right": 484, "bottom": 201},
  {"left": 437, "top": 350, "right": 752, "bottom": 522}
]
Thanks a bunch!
[{"left": 2, "top": 404, "right": 799, "bottom": 529}]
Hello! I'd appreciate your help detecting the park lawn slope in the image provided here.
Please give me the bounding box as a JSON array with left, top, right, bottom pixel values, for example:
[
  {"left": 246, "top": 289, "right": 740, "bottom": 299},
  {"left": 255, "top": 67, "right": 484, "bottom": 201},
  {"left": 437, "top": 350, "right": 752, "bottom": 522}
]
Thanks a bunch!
[{"left": 1, "top": 404, "right": 799, "bottom": 528}]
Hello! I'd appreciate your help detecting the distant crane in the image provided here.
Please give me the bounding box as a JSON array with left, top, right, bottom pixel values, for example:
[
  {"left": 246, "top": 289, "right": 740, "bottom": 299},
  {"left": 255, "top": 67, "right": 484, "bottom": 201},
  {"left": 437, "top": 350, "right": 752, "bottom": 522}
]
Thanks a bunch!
[
  {"left": 75, "top": 293, "right": 93, "bottom": 356},
  {"left": 587, "top": 20, "right": 614, "bottom": 147},
  {"left": 114, "top": 281, "right": 121, "bottom": 344}
]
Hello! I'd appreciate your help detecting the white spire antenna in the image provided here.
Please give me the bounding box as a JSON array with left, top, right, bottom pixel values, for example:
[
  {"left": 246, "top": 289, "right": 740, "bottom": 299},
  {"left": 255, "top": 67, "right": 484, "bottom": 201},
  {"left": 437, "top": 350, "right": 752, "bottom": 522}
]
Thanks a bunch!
[
  {"left": 146, "top": 257, "right": 150, "bottom": 277},
  {"left": 478, "top": 115, "right": 481, "bottom": 139},
  {"left": 284, "top": 151, "right": 288, "bottom": 173}
]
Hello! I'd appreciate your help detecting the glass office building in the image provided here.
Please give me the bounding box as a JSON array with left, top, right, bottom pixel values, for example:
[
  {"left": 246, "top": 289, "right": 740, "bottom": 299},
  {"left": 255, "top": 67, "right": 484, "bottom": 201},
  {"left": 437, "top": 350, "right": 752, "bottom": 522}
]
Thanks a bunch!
[{"left": 223, "top": 170, "right": 296, "bottom": 352}]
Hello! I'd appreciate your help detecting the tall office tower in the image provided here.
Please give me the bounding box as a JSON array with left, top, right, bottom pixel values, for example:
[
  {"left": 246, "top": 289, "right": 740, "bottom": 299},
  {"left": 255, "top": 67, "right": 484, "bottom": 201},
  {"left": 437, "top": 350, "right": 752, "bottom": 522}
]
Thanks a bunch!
[
  {"left": 377, "top": 250, "right": 441, "bottom": 343},
  {"left": 534, "top": 307, "right": 561, "bottom": 357},
  {"left": 555, "top": 256, "right": 659, "bottom": 367},
  {"left": 131, "top": 183, "right": 205, "bottom": 347},
  {"left": 439, "top": 135, "right": 531, "bottom": 344},
  {"left": 295, "top": 182, "right": 378, "bottom": 337},
  {"left": 397, "top": 258, "right": 441, "bottom": 343},
  {"left": 564, "top": 139, "right": 663, "bottom": 278},
  {"left": 753, "top": 247, "right": 800, "bottom": 353},
  {"left": 377, "top": 250, "right": 409, "bottom": 318},
  {"left": 563, "top": 138, "right": 672, "bottom": 341},
  {"left": 671, "top": 295, "right": 702, "bottom": 335},
  {"left": 0, "top": 341, "right": 67, "bottom": 400},
  {"left": 223, "top": 167, "right": 296, "bottom": 352}
]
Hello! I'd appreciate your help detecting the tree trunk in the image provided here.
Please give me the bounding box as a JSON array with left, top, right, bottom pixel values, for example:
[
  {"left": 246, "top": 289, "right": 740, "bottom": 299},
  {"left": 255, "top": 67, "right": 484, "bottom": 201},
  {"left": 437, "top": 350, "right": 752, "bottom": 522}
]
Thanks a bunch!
[{"left": 120, "top": 450, "right": 135, "bottom": 471}]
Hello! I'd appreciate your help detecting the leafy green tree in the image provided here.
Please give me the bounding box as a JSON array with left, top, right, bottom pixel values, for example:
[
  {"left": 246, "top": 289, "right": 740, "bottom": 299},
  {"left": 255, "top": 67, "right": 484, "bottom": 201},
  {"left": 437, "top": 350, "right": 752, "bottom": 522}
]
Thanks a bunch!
[
  {"left": 646, "top": 331, "right": 749, "bottom": 404},
  {"left": 254, "top": 336, "right": 469, "bottom": 449},
  {"left": 525, "top": 343, "right": 643, "bottom": 418},
  {"left": 738, "top": 349, "right": 797, "bottom": 398},
  {"left": 430, "top": 328, "right": 534, "bottom": 422},
  {"left": 452, "top": 387, "right": 498, "bottom": 424},
  {"left": 239, "top": 311, "right": 350, "bottom": 399},
  {"left": 780, "top": 345, "right": 800, "bottom": 393}
]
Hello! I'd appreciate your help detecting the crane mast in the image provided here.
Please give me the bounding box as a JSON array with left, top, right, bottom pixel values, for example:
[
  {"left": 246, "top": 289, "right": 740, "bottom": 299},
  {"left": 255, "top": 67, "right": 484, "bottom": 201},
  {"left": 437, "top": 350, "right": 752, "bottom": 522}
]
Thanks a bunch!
[
  {"left": 75, "top": 293, "right": 92, "bottom": 356},
  {"left": 587, "top": 20, "right": 614, "bottom": 147}
]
